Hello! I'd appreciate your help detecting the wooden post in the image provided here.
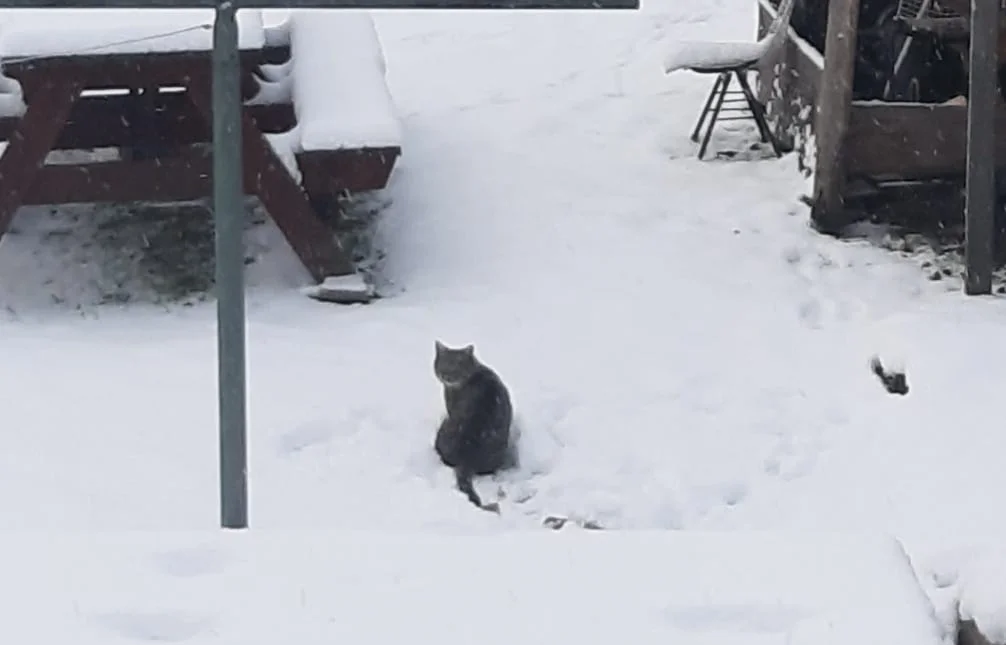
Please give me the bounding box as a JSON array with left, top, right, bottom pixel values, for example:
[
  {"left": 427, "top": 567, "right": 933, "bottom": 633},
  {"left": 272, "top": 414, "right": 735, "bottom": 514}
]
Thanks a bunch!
[
  {"left": 964, "top": 0, "right": 998, "bottom": 295},
  {"left": 810, "top": 0, "right": 860, "bottom": 234}
]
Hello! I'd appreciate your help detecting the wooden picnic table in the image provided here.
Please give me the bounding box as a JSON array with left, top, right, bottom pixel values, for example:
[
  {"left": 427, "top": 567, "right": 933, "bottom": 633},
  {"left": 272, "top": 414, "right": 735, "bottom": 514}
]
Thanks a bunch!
[{"left": 0, "top": 9, "right": 401, "bottom": 285}]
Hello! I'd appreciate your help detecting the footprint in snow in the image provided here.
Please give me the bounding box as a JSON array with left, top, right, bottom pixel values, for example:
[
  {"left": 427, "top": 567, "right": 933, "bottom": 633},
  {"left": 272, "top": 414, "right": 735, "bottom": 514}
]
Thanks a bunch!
[
  {"left": 275, "top": 420, "right": 336, "bottom": 456},
  {"left": 662, "top": 604, "right": 810, "bottom": 634},
  {"left": 762, "top": 434, "right": 819, "bottom": 481},
  {"left": 93, "top": 611, "right": 215, "bottom": 642},
  {"left": 151, "top": 544, "right": 229, "bottom": 578}
]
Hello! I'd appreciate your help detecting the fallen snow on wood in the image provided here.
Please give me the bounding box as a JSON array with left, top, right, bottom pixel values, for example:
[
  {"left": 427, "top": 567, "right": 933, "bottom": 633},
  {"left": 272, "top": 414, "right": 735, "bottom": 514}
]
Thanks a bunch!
[
  {"left": 0, "top": 531, "right": 945, "bottom": 645},
  {"left": 0, "top": 93, "right": 23, "bottom": 119},
  {"left": 262, "top": 9, "right": 292, "bottom": 49},
  {"left": 247, "top": 74, "right": 293, "bottom": 106},
  {"left": 0, "top": 9, "right": 265, "bottom": 58},
  {"left": 264, "top": 127, "right": 302, "bottom": 184},
  {"left": 302, "top": 273, "right": 374, "bottom": 301},
  {"left": 258, "top": 59, "right": 294, "bottom": 84},
  {"left": 290, "top": 10, "right": 402, "bottom": 151},
  {"left": 664, "top": 37, "right": 770, "bottom": 74}
]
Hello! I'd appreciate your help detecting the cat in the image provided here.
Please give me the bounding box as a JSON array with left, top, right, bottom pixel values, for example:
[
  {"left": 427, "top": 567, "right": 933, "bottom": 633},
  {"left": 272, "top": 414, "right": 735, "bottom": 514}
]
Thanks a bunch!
[{"left": 433, "top": 340, "right": 515, "bottom": 513}]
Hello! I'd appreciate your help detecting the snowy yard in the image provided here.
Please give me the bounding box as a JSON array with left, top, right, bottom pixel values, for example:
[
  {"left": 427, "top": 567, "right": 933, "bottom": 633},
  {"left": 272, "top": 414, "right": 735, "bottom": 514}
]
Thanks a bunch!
[
  {"left": 0, "top": 0, "right": 1005, "bottom": 641},
  {"left": 0, "top": 531, "right": 948, "bottom": 645}
]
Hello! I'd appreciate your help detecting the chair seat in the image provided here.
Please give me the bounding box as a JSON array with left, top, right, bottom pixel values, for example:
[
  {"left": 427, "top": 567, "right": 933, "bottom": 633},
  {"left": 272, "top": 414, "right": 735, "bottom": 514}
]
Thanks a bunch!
[{"left": 663, "top": 38, "right": 770, "bottom": 75}]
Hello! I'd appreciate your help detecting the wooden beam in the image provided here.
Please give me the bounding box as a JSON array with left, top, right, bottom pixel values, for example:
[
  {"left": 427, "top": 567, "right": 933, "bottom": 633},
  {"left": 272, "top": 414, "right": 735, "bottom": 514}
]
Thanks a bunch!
[
  {"left": 20, "top": 147, "right": 401, "bottom": 206},
  {"left": 965, "top": 0, "right": 998, "bottom": 295},
  {"left": 298, "top": 147, "right": 401, "bottom": 196},
  {"left": 811, "top": 0, "right": 860, "bottom": 233},
  {"left": 899, "top": 16, "right": 970, "bottom": 39},
  {"left": 0, "top": 93, "right": 295, "bottom": 151},
  {"left": 3, "top": 50, "right": 266, "bottom": 90},
  {"left": 187, "top": 76, "right": 356, "bottom": 280},
  {"left": 0, "top": 78, "right": 81, "bottom": 236},
  {"left": 26, "top": 155, "right": 212, "bottom": 204},
  {"left": 844, "top": 102, "right": 1006, "bottom": 181}
]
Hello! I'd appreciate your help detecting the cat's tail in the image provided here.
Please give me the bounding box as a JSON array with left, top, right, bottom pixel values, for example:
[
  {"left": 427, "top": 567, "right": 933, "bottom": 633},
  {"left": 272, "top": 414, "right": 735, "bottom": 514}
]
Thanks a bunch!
[{"left": 454, "top": 467, "right": 500, "bottom": 514}]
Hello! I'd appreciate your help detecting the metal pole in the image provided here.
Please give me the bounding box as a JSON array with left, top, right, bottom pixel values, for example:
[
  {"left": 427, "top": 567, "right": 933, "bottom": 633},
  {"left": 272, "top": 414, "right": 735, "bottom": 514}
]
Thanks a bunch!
[
  {"left": 213, "top": 0, "right": 249, "bottom": 529},
  {"left": 965, "top": 0, "right": 998, "bottom": 295}
]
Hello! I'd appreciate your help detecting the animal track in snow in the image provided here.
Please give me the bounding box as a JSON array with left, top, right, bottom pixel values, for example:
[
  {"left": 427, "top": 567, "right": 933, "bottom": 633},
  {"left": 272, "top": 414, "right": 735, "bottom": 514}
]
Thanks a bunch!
[
  {"left": 93, "top": 611, "right": 215, "bottom": 642},
  {"left": 151, "top": 545, "right": 229, "bottom": 578}
]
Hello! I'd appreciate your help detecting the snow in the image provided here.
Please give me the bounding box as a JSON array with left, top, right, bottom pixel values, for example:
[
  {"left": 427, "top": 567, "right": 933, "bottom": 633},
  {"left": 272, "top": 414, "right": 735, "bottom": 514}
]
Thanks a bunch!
[
  {"left": 264, "top": 127, "right": 302, "bottom": 183},
  {"left": 262, "top": 9, "right": 292, "bottom": 49},
  {"left": 665, "top": 0, "right": 791, "bottom": 73},
  {"left": 0, "top": 9, "right": 265, "bottom": 58},
  {"left": 0, "top": 72, "right": 23, "bottom": 117},
  {"left": 958, "top": 548, "right": 1006, "bottom": 644},
  {"left": 0, "top": 0, "right": 1005, "bottom": 641},
  {"left": 757, "top": 0, "right": 823, "bottom": 69},
  {"left": 290, "top": 10, "right": 402, "bottom": 151},
  {"left": 0, "top": 530, "right": 945, "bottom": 645},
  {"left": 302, "top": 272, "right": 374, "bottom": 301},
  {"left": 247, "top": 75, "right": 293, "bottom": 106},
  {"left": 664, "top": 39, "right": 770, "bottom": 74}
]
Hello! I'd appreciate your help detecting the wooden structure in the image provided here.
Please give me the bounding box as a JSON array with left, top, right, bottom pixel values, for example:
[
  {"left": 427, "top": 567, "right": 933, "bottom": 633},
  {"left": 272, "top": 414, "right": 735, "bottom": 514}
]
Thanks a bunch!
[
  {"left": 755, "top": 0, "right": 1004, "bottom": 233},
  {"left": 0, "top": 14, "right": 400, "bottom": 287}
]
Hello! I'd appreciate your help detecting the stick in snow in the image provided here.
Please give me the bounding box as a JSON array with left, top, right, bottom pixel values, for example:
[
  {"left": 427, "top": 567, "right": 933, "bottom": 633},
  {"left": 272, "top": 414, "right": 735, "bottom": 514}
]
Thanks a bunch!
[{"left": 870, "top": 355, "right": 909, "bottom": 396}]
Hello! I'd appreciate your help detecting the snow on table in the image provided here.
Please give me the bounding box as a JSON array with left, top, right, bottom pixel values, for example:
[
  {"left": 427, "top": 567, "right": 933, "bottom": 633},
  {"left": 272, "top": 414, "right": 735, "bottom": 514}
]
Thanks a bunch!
[
  {"left": 290, "top": 10, "right": 402, "bottom": 152},
  {"left": 0, "top": 9, "right": 265, "bottom": 59},
  {"left": 2, "top": 531, "right": 944, "bottom": 645}
]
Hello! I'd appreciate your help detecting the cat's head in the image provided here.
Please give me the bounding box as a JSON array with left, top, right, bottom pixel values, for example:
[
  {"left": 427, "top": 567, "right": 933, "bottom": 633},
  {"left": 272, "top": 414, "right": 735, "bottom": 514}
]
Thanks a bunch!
[{"left": 434, "top": 340, "right": 478, "bottom": 387}]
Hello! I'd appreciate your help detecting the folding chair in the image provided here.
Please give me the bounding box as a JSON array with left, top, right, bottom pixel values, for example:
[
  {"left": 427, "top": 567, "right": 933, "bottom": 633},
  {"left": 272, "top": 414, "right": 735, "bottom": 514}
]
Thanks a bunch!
[{"left": 663, "top": 0, "right": 796, "bottom": 160}]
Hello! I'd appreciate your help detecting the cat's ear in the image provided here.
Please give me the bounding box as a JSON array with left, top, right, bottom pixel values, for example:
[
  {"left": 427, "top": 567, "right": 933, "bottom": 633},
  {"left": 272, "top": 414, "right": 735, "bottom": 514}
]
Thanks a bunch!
[
  {"left": 434, "top": 340, "right": 446, "bottom": 354},
  {"left": 462, "top": 344, "right": 475, "bottom": 357}
]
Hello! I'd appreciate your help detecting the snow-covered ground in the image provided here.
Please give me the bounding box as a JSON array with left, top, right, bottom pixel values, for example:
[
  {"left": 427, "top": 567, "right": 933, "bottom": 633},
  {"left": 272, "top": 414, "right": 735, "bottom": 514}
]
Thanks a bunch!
[
  {"left": 0, "top": 530, "right": 948, "bottom": 645},
  {"left": 1, "top": 0, "right": 1005, "bottom": 637}
]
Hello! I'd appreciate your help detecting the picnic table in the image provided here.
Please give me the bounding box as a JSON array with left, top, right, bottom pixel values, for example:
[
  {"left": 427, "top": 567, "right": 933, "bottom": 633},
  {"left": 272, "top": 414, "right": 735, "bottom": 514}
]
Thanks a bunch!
[{"left": 0, "top": 8, "right": 401, "bottom": 287}]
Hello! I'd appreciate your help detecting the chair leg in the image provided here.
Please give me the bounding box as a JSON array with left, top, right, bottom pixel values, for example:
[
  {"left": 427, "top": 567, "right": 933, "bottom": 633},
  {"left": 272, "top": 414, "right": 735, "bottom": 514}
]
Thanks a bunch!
[
  {"left": 691, "top": 73, "right": 727, "bottom": 143},
  {"left": 734, "top": 70, "right": 782, "bottom": 158},
  {"left": 697, "top": 72, "right": 731, "bottom": 160}
]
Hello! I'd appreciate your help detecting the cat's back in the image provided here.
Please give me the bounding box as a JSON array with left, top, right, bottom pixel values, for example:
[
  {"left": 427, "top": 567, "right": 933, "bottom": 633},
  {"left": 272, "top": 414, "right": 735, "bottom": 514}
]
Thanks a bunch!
[{"left": 448, "top": 364, "right": 512, "bottom": 419}]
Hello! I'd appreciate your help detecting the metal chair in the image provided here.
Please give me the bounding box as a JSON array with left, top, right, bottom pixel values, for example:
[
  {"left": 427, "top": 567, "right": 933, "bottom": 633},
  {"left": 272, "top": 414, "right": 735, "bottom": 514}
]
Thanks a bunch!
[{"left": 663, "top": 0, "right": 796, "bottom": 160}]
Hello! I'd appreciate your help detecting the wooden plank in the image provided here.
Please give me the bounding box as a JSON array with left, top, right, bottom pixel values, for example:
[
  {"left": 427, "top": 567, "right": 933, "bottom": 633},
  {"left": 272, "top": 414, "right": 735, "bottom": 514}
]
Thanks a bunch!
[
  {"left": 756, "top": 0, "right": 822, "bottom": 172},
  {"left": 19, "top": 146, "right": 399, "bottom": 206},
  {"left": 3, "top": 50, "right": 266, "bottom": 90},
  {"left": 0, "top": 78, "right": 81, "bottom": 236},
  {"left": 965, "top": 0, "right": 998, "bottom": 295},
  {"left": 24, "top": 155, "right": 212, "bottom": 204},
  {"left": 811, "top": 0, "right": 861, "bottom": 233},
  {"left": 0, "top": 93, "right": 295, "bottom": 151},
  {"left": 187, "top": 76, "right": 356, "bottom": 280},
  {"left": 899, "top": 16, "right": 970, "bottom": 39},
  {"left": 845, "top": 101, "right": 1006, "bottom": 182},
  {"left": 298, "top": 147, "right": 401, "bottom": 196}
]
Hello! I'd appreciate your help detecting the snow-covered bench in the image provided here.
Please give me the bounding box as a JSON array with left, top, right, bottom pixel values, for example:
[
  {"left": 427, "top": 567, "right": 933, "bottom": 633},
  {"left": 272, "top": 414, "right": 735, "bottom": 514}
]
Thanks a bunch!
[
  {"left": 251, "top": 10, "right": 402, "bottom": 198},
  {"left": 291, "top": 10, "right": 401, "bottom": 153}
]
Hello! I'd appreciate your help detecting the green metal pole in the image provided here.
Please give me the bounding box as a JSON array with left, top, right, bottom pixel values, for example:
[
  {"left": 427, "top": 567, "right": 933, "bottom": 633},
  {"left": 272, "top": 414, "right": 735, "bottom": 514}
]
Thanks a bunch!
[{"left": 213, "top": 0, "right": 249, "bottom": 529}]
